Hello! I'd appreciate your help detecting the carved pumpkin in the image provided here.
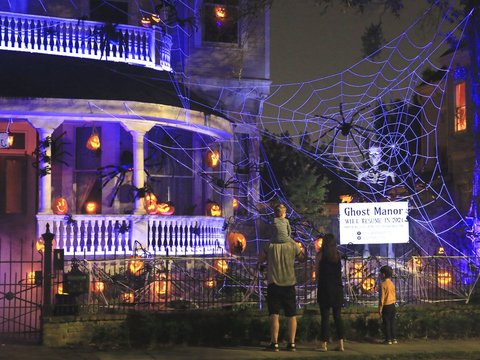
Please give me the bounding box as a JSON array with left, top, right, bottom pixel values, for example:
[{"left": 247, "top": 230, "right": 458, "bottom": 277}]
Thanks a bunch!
[
  {"left": 314, "top": 237, "right": 323, "bottom": 253},
  {"left": 157, "top": 202, "right": 175, "bottom": 215},
  {"left": 129, "top": 258, "right": 144, "bottom": 275},
  {"left": 92, "top": 281, "right": 105, "bottom": 293},
  {"left": 86, "top": 132, "right": 100, "bottom": 151},
  {"left": 203, "top": 277, "right": 217, "bottom": 289},
  {"left": 85, "top": 201, "right": 98, "bottom": 214},
  {"left": 144, "top": 193, "right": 158, "bottom": 214},
  {"left": 121, "top": 291, "right": 135, "bottom": 304},
  {"left": 214, "top": 259, "right": 228, "bottom": 274},
  {"left": 206, "top": 201, "right": 222, "bottom": 216},
  {"left": 36, "top": 237, "right": 56, "bottom": 253},
  {"left": 53, "top": 197, "right": 69, "bottom": 215},
  {"left": 361, "top": 277, "right": 376, "bottom": 294},
  {"left": 140, "top": 16, "right": 152, "bottom": 27},
  {"left": 227, "top": 231, "right": 246, "bottom": 255},
  {"left": 153, "top": 274, "right": 170, "bottom": 296},
  {"left": 205, "top": 149, "right": 220, "bottom": 168}
]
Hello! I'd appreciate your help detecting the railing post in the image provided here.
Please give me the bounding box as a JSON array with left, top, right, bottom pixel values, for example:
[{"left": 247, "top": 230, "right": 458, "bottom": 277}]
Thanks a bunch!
[{"left": 42, "top": 223, "right": 55, "bottom": 316}]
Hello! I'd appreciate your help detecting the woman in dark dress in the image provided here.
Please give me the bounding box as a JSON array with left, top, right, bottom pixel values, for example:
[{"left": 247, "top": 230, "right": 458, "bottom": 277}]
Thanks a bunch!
[{"left": 316, "top": 233, "right": 345, "bottom": 352}]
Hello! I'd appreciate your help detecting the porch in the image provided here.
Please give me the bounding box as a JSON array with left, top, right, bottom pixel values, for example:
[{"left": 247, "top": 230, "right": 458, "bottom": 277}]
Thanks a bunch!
[{"left": 37, "top": 214, "right": 226, "bottom": 257}]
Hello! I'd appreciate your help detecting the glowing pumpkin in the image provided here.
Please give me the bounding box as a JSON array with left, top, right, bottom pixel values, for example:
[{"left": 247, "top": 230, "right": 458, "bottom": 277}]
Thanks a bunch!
[
  {"left": 140, "top": 16, "right": 152, "bottom": 27},
  {"left": 205, "top": 150, "right": 220, "bottom": 168},
  {"left": 121, "top": 291, "right": 135, "bottom": 304},
  {"left": 214, "top": 259, "right": 228, "bottom": 274},
  {"left": 206, "top": 201, "right": 222, "bottom": 216},
  {"left": 214, "top": 6, "right": 227, "bottom": 19},
  {"left": 92, "top": 281, "right": 105, "bottom": 293},
  {"left": 36, "top": 237, "right": 55, "bottom": 253},
  {"left": 53, "top": 197, "right": 68, "bottom": 215},
  {"left": 203, "top": 277, "right": 217, "bottom": 289},
  {"left": 57, "top": 284, "right": 64, "bottom": 295},
  {"left": 86, "top": 132, "right": 100, "bottom": 151},
  {"left": 129, "top": 258, "right": 144, "bottom": 275},
  {"left": 314, "top": 237, "right": 323, "bottom": 253},
  {"left": 227, "top": 231, "right": 247, "bottom": 255},
  {"left": 339, "top": 194, "right": 353, "bottom": 203},
  {"left": 157, "top": 202, "right": 175, "bottom": 215},
  {"left": 144, "top": 193, "right": 158, "bottom": 214},
  {"left": 85, "top": 201, "right": 98, "bottom": 214},
  {"left": 153, "top": 275, "right": 170, "bottom": 296},
  {"left": 361, "top": 277, "right": 376, "bottom": 294},
  {"left": 232, "top": 198, "right": 238, "bottom": 210}
]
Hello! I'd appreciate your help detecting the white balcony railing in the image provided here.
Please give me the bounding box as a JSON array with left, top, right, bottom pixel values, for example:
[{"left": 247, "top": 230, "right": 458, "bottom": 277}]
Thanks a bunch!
[
  {"left": 37, "top": 214, "right": 226, "bottom": 257},
  {"left": 0, "top": 11, "right": 172, "bottom": 71}
]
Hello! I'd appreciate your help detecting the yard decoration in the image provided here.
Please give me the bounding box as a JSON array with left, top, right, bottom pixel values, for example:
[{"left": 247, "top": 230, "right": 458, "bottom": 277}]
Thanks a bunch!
[
  {"left": 206, "top": 201, "right": 222, "bottom": 216},
  {"left": 157, "top": 201, "right": 175, "bottom": 215},
  {"left": 205, "top": 149, "right": 220, "bottom": 168},
  {"left": 144, "top": 192, "right": 158, "bottom": 214},
  {"left": 227, "top": 231, "right": 246, "bottom": 255},
  {"left": 85, "top": 201, "right": 98, "bottom": 214}
]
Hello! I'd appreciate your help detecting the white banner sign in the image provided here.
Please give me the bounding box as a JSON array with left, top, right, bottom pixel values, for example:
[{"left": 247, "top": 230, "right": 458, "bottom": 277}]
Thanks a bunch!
[{"left": 339, "top": 201, "right": 409, "bottom": 245}]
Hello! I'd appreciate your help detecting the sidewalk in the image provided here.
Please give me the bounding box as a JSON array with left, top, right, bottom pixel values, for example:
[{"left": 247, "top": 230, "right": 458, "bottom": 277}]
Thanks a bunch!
[{"left": 1, "top": 338, "right": 480, "bottom": 360}]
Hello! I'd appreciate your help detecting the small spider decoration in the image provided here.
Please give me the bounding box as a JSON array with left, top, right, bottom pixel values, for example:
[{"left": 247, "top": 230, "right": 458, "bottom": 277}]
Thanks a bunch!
[
  {"left": 32, "top": 131, "right": 71, "bottom": 177},
  {"left": 315, "top": 103, "right": 374, "bottom": 158}
]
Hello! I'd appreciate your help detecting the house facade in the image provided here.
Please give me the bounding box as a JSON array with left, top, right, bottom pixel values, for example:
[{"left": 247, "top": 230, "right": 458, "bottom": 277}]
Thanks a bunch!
[{"left": 0, "top": 0, "right": 270, "bottom": 257}]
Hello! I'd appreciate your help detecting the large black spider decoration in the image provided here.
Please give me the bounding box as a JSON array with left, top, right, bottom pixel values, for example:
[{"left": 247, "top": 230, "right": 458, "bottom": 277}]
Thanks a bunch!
[
  {"left": 90, "top": 23, "right": 128, "bottom": 60},
  {"left": 32, "top": 131, "right": 71, "bottom": 177},
  {"left": 198, "top": 171, "right": 241, "bottom": 194},
  {"left": 315, "top": 103, "right": 374, "bottom": 158}
]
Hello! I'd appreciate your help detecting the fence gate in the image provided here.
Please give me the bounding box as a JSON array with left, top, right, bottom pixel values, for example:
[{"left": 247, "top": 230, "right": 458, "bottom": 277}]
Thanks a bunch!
[{"left": 0, "top": 236, "right": 43, "bottom": 343}]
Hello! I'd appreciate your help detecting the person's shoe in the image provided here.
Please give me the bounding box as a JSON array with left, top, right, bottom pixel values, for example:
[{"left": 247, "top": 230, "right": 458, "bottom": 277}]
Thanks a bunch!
[
  {"left": 265, "top": 343, "right": 279, "bottom": 352},
  {"left": 318, "top": 342, "right": 328, "bottom": 352},
  {"left": 286, "top": 343, "right": 296, "bottom": 352}
]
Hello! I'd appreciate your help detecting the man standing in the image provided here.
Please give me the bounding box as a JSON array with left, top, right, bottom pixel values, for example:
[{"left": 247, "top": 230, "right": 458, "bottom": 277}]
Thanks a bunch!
[{"left": 258, "top": 203, "right": 305, "bottom": 352}]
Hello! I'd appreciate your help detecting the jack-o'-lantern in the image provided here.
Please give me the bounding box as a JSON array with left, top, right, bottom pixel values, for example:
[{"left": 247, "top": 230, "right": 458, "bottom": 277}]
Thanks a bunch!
[
  {"left": 339, "top": 194, "right": 353, "bottom": 203},
  {"left": 232, "top": 198, "right": 238, "bottom": 210},
  {"left": 203, "top": 277, "right": 217, "bottom": 289},
  {"left": 129, "top": 258, "right": 144, "bottom": 275},
  {"left": 214, "top": 6, "right": 227, "bottom": 19},
  {"left": 121, "top": 291, "right": 135, "bottom": 304},
  {"left": 157, "top": 202, "right": 175, "bottom": 215},
  {"left": 85, "top": 201, "right": 98, "bottom": 214},
  {"left": 57, "top": 284, "right": 64, "bottom": 295},
  {"left": 206, "top": 201, "right": 222, "bottom": 216},
  {"left": 153, "top": 274, "right": 170, "bottom": 296},
  {"left": 205, "top": 149, "right": 220, "bottom": 168},
  {"left": 86, "top": 131, "right": 100, "bottom": 151},
  {"left": 227, "top": 231, "right": 246, "bottom": 255},
  {"left": 314, "top": 237, "right": 323, "bottom": 253},
  {"left": 437, "top": 270, "right": 452, "bottom": 286},
  {"left": 144, "top": 193, "right": 157, "bottom": 214},
  {"left": 361, "top": 277, "right": 376, "bottom": 294},
  {"left": 92, "top": 281, "right": 105, "bottom": 293},
  {"left": 53, "top": 197, "right": 69, "bottom": 215},
  {"left": 140, "top": 16, "right": 152, "bottom": 27},
  {"left": 36, "top": 237, "right": 56, "bottom": 253},
  {"left": 214, "top": 259, "right": 228, "bottom": 274}
]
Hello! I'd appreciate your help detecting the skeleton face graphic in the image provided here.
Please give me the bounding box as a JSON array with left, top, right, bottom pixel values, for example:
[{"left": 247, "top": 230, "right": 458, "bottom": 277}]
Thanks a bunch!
[{"left": 368, "top": 146, "right": 382, "bottom": 166}]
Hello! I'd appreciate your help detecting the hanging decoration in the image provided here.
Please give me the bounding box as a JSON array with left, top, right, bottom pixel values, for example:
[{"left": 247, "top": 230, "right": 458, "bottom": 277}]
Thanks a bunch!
[
  {"left": 86, "top": 127, "right": 101, "bottom": 151},
  {"left": 205, "top": 149, "right": 220, "bottom": 168}
]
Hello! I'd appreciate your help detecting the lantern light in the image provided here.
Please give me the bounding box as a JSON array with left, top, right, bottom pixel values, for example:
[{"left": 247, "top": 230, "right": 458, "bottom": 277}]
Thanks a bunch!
[
  {"left": 205, "top": 150, "right": 220, "bottom": 168},
  {"left": 214, "top": 6, "right": 227, "bottom": 19},
  {"left": 36, "top": 237, "right": 56, "bottom": 253},
  {"left": 57, "top": 284, "right": 64, "bottom": 295},
  {"left": 437, "top": 270, "right": 452, "bottom": 286},
  {"left": 8, "top": 134, "right": 14, "bottom": 147},
  {"left": 339, "top": 194, "right": 353, "bottom": 203},
  {"left": 436, "top": 247, "right": 445, "bottom": 255},
  {"left": 232, "top": 198, "right": 238, "bottom": 210},
  {"left": 314, "top": 237, "right": 323, "bottom": 253},
  {"left": 154, "top": 275, "right": 170, "bottom": 296},
  {"left": 86, "top": 128, "right": 100, "bottom": 151},
  {"left": 92, "top": 281, "right": 105, "bottom": 293}
]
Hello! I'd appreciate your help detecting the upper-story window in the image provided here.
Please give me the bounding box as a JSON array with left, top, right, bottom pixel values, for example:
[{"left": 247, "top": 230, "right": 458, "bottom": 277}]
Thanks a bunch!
[
  {"left": 90, "top": 0, "right": 129, "bottom": 24},
  {"left": 454, "top": 81, "right": 467, "bottom": 132},
  {"left": 203, "top": 0, "right": 239, "bottom": 44}
]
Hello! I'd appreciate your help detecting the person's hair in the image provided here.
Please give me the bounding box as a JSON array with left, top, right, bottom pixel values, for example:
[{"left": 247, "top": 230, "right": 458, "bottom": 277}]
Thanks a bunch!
[
  {"left": 274, "top": 203, "right": 287, "bottom": 218},
  {"left": 380, "top": 265, "right": 393, "bottom": 279},
  {"left": 321, "top": 233, "right": 340, "bottom": 263}
]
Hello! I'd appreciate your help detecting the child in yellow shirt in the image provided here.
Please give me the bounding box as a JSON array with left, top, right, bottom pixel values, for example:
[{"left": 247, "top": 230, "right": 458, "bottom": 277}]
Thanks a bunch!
[{"left": 378, "top": 265, "right": 397, "bottom": 345}]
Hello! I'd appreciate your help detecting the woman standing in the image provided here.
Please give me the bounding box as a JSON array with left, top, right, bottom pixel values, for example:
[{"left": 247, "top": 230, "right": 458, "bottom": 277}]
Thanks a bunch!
[{"left": 316, "top": 233, "right": 345, "bottom": 352}]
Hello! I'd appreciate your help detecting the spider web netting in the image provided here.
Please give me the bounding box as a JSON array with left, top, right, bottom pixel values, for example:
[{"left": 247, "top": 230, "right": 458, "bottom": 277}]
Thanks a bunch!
[{"left": 186, "top": 6, "right": 475, "bottom": 258}]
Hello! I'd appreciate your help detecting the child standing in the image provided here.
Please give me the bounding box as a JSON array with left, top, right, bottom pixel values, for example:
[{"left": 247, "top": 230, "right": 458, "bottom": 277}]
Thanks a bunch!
[{"left": 378, "top": 265, "right": 397, "bottom": 345}]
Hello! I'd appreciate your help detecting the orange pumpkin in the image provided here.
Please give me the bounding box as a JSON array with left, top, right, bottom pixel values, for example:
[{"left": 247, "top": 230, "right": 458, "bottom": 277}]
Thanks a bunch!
[
  {"left": 53, "top": 197, "right": 68, "bottom": 215},
  {"left": 121, "top": 291, "right": 135, "bottom": 304},
  {"left": 206, "top": 201, "right": 222, "bottom": 216},
  {"left": 203, "top": 277, "right": 217, "bottom": 289},
  {"left": 144, "top": 193, "right": 158, "bottom": 214},
  {"left": 213, "top": 259, "right": 228, "bottom": 274},
  {"left": 227, "top": 231, "right": 246, "bottom": 255},
  {"left": 85, "top": 201, "right": 98, "bottom": 214},
  {"left": 140, "top": 16, "right": 152, "bottom": 27},
  {"left": 86, "top": 132, "right": 100, "bottom": 151},
  {"left": 157, "top": 202, "right": 175, "bottom": 215},
  {"left": 205, "top": 149, "right": 220, "bottom": 168},
  {"left": 92, "top": 281, "right": 105, "bottom": 293},
  {"left": 361, "top": 277, "right": 376, "bottom": 294},
  {"left": 36, "top": 237, "right": 56, "bottom": 253},
  {"left": 314, "top": 237, "right": 323, "bottom": 253},
  {"left": 129, "top": 257, "right": 144, "bottom": 275}
]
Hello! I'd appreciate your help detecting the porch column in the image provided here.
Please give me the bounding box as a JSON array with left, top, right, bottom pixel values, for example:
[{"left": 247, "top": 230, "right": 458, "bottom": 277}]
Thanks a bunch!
[
  {"left": 131, "top": 129, "right": 147, "bottom": 215},
  {"left": 37, "top": 127, "right": 54, "bottom": 214}
]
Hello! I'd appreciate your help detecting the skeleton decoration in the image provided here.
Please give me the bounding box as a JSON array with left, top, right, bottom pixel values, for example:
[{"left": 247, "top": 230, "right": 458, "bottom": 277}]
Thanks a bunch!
[{"left": 357, "top": 143, "right": 395, "bottom": 185}]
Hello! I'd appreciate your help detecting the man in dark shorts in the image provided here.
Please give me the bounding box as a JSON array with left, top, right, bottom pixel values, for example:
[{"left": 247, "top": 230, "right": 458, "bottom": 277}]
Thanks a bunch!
[{"left": 258, "top": 204, "right": 305, "bottom": 351}]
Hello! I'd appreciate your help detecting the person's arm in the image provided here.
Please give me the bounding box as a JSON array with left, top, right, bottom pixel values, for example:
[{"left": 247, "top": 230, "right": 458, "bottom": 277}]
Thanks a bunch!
[{"left": 378, "top": 282, "right": 385, "bottom": 316}]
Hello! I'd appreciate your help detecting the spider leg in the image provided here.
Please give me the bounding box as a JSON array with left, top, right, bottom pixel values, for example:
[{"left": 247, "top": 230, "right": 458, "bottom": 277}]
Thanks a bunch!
[
  {"left": 108, "top": 172, "right": 125, "bottom": 207},
  {"left": 348, "top": 131, "right": 368, "bottom": 160},
  {"left": 319, "top": 128, "right": 341, "bottom": 157},
  {"left": 318, "top": 114, "right": 343, "bottom": 125},
  {"left": 313, "top": 126, "right": 337, "bottom": 143}
]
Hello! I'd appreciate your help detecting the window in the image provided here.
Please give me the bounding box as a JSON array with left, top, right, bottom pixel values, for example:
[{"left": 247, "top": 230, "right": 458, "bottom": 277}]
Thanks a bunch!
[
  {"left": 203, "top": 0, "right": 238, "bottom": 44},
  {"left": 0, "top": 157, "right": 26, "bottom": 214},
  {"left": 75, "top": 127, "right": 102, "bottom": 214},
  {"left": 455, "top": 81, "right": 466, "bottom": 132},
  {"left": 90, "top": 0, "right": 128, "bottom": 24}
]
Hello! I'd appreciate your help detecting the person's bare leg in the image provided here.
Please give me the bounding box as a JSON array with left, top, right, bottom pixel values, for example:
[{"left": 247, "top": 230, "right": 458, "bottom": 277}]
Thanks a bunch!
[
  {"left": 270, "top": 314, "right": 279, "bottom": 343},
  {"left": 286, "top": 316, "right": 297, "bottom": 344}
]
